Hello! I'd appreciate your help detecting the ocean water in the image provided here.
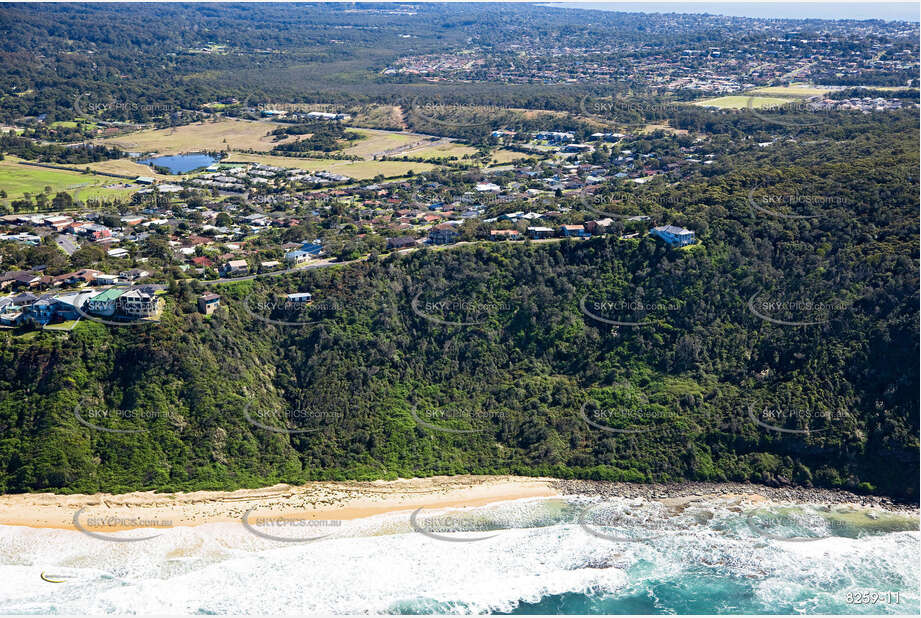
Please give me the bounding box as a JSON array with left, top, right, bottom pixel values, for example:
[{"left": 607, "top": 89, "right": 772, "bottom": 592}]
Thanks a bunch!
[{"left": 0, "top": 496, "right": 917, "bottom": 615}]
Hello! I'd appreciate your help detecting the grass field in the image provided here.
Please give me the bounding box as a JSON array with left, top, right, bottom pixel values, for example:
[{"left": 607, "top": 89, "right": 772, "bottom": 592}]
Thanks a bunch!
[
  {"left": 0, "top": 157, "right": 145, "bottom": 205},
  {"left": 694, "top": 95, "right": 791, "bottom": 110},
  {"left": 407, "top": 141, "right": 479, "bottom": 160},
  {"left": 864, "top": 86, "right": 918, "bottom": 92},
  {"left": 640, "top": 123, "right": 688, "bottom": 135},
  {"left": 350, "top": 104, "right": 405, "bottom": 130},
  {"left": 748, "top": 85, "right": 832, "bottom": 97},
  {"left": 490, "top": 149, "right": 528, "bottom": 164},
  {"left": 341, "top": 128, "right": 422, "bottom": 158},
  {"left": 224, "top": 153, "right": 436, "bottom": 180},
  {"left": 96, "top": 118, "right": 296, "bottom": 154},
  {"left": 80, "top": 159, "right": 173, "bottom": 180}
]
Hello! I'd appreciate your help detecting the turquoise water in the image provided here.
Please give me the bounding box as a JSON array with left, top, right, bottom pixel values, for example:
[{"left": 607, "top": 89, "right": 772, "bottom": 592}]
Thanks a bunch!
[
  {"left": 137, "top": 153, "right": 216, "bottom": 174},
  {"left": 0, "top": 496, "right": 917, "bottom": 614}
]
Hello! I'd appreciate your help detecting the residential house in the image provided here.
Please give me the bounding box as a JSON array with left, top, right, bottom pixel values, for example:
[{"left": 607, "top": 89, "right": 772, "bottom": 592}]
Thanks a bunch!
[
  {"left": 86, "top": 288, "right": 126, "bottom": 316},
  {"left": 0, "top": 295, "right": 24, "bottom": 325},
  {"left": 198, "top": 293, "right": 221, "bottom": 315},
  {"left": 562, "top": 144, "right": 594, "bottom": 154},
  {"left": 560, "top": 224, "right": 590, "bottom": 238},
  {"left": 79, "top": 224, "right": 112, "bottom": 241},
  {"left": 49, "top": 291, "right": 84, "bottom": 321},
  {"left": 650, "top": 225, "right": 696, "bottom": 247},
  {"left": 285, "top": 250, "right": 312, "bottom": 266},
  {"left": 222, "top": 260, "right": 249, "bottom": 275},
  {"left": 299, "top": 241, "right": 323, "bottom": 256},
  {"left": 54, "top": 269, "right": 100, "bottom": 287},
  {"left": 118, "top": 288, "right": 161, "bottom": 318},
  {"left": 584, "top": 218, "right": 615, "bottom": 235},
  {"left": 23, "top": 294, "right": 56, "bottom": 325},
  {"left": 527, "top": 226, "right": 554, "bottom": 240},
  {"left": 120, "top": 269, "right": 150, "bottom": 281},
  {"left": 535, "top": 131, "right": 575, "bottom": 143},
  {"left": 94, "top": 273, "right": 120, "bottom": 286},
  {"left": 386, "top": 236, "right": 418, "bottom": 250},
  {"left": 429, "top": 223, "right": 460, "bottom": 245},
  {"left": 285, "top": 292, "right": 313, "bottom": 305},
  {"left": 490, "top": 229, "right": 521, "bottom": 241},
  {"left": 45, "top": 216, "right": 73, "bottom": 231},
  {"left": 0, "top": 271, "right": 41, "bottom": 290}
]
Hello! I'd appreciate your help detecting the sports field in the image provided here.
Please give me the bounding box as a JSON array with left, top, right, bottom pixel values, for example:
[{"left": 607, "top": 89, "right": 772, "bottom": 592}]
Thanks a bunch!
[{"left": 96, "top": 118, "right": 296, "bottom": 154}]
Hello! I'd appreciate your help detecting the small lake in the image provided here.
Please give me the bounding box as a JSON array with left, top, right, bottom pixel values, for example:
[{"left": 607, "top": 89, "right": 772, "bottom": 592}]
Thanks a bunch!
[{"left": 137, "top": 153, "right": 217, "bottom": 174}]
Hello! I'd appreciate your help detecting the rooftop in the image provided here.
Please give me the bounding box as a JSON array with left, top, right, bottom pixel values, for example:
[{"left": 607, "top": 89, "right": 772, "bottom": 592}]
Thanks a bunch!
[{"left": 90, "top": 288, "right": 127, "bottom": 302}]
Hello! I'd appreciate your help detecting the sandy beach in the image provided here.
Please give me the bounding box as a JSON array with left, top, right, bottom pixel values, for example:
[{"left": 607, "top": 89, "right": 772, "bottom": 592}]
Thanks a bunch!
[
  {"left": 1, "top": 476, "right": 914, "bottom": 533},
  {"left": 0, "top": 475, "right": 559, "bottom": 532}
]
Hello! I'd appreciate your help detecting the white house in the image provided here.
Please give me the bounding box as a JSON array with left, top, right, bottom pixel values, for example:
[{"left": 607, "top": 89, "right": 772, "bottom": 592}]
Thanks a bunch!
[{"left": 650, "top": 225, "right": 696, "bottom": 247}]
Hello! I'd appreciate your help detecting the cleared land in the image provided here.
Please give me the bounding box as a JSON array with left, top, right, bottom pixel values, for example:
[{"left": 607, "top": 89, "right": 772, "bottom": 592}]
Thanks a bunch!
[
  {"left": 350, "top": 104, "right": 405, "bottom": 130},
  {"left": 95, "top": 118, "right": 296, "bottom": 154},
  {"left": 403, "top": 141, "right": 478, "bottom": 160},
  {"left": 0, "top": 157, "right": 137, "bottom": 204},
  {"left": 0, "top": 159, "right": 92, "bottom": 199},
  {"left": 640, "top": 123, "right": 688, "bottom": 135},
  {"left": 342, "top": 128, "right": 424, "bottom": 158},
  {"left": 80, "top": 159, "right": 173, "bottom": 181},
  {"left": 694, "top": 95, "right": 792, "bottom": 110},
  {"left": 490, "top": 149, "right": 528, "bottom": 164},
  {"left": 748, "top": 85, "right": 832, "bottom": 97},
  {"left": 224, "top": 153, "right": 436, "bottom": 180}
]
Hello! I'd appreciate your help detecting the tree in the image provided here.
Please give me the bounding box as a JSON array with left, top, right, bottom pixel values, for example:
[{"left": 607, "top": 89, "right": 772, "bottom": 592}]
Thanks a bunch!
[{"left": 70, "top": 245, "right": 106, "bottom": 268}]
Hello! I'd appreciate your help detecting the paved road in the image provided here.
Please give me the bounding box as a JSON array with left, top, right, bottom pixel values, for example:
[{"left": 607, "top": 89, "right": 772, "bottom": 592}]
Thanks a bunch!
[{"left": 55, "top": 234, "right": 80, "bottom": 256}]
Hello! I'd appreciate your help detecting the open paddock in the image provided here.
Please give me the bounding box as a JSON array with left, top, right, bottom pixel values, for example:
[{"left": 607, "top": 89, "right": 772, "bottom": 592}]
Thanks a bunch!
[
  {"left": 95, "top": 118, "right": 297, "bottom": 154},
  {"left": 748, "top": 85, "right": 832, "bottom": 97},
  {"left": 0, "top": 157, "right": 138, "bottom": 204},
  {"left": 223, "top": 153, "right": 436, "bottom": 180},
  {"left": 694, "top": 95, "right": 792, "bottom": 110}
]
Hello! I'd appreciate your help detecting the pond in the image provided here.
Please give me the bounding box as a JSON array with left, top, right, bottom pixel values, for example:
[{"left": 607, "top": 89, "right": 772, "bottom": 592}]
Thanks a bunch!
[{"left": 137, "top": 153, "right": 217, "bottom": 174}]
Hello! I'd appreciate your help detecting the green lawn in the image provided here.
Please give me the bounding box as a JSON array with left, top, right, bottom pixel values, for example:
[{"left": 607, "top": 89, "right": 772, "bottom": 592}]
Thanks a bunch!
[
  {"left": 748, "top": 85, "right": 832, "bottom": 97},
  {"left": 694, "top": 95, "right": 791, "bottom": 110},
  {"left": 225, "top": 153, "right": 436, "bottom": 179},
  {"left": 0, "top": 156, "right": 139, "bottom": 204}
]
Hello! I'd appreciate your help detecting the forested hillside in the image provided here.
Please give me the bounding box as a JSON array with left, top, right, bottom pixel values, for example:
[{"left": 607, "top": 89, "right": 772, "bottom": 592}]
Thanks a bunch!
[{"left": 1, "top": 117, "right": 917, "bottom": 498}]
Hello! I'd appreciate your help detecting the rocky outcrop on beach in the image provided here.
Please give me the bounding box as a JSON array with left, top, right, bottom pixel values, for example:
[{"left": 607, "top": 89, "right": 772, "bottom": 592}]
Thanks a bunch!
[{"left": 549, "top": 480, "right": 918, "bottom": 512}]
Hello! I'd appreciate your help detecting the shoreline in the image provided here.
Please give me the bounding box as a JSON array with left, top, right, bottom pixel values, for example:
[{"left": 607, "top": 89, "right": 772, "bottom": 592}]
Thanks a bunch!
[
  {"left": 550, "top": 480, "right": 919, "bottom": 512},
  {"left": 0, "top": 476, "right": 916, "bottom": 532},
  {"left": 0, "top": 475, "right": 558, "bottom": 532}
]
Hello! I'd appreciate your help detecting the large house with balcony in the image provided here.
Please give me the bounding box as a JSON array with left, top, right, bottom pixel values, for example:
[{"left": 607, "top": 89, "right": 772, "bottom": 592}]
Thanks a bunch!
[
  {"left": 118, "top": 288, "right": 162, "bottom": 318},
  {"left": 649, "top": 225, "right": 696, "bottom": 247}
]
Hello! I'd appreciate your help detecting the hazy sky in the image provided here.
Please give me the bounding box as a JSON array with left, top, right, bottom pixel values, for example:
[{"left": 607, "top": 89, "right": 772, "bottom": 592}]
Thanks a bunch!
[{"left": 542, "top": 3, "right": 920, "bottom": 22}]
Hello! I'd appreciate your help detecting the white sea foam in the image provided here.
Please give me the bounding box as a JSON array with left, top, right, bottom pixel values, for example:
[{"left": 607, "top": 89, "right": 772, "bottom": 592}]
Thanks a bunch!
[{"left": 0, "top": 497, "right": 917, "bottom": 614}]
